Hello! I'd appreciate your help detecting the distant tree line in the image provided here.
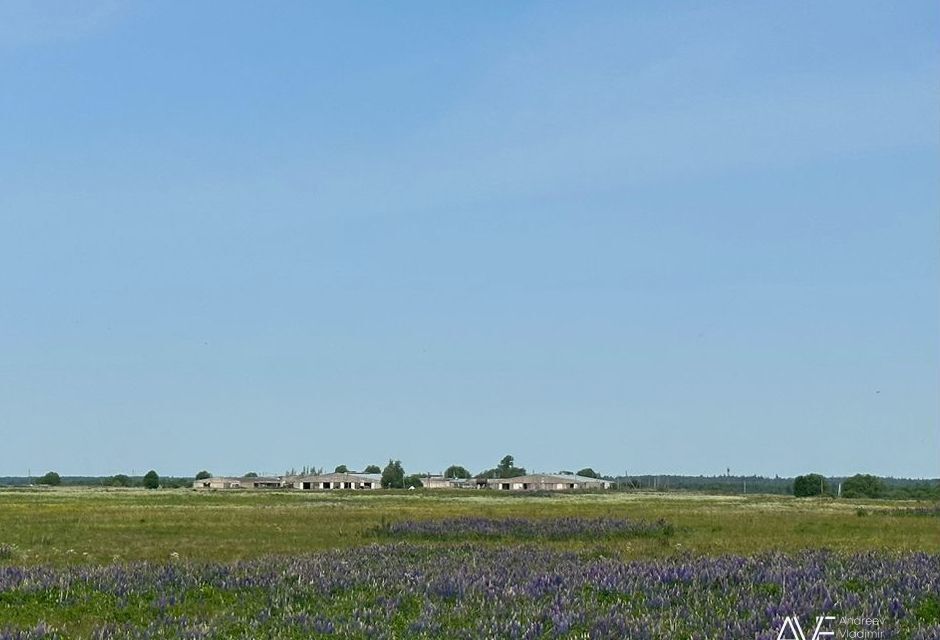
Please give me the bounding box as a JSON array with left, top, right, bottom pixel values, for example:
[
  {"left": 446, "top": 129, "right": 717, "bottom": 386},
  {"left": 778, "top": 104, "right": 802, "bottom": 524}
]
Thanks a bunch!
[
  {"left": 611, "top": 473, "right": 938, "bottom": 500},
  {"left": 5, "top": 462, "right": 937, "bottom": 500},
  {"left": 18, "top": 470, "right": 188, "bottom": 489}
]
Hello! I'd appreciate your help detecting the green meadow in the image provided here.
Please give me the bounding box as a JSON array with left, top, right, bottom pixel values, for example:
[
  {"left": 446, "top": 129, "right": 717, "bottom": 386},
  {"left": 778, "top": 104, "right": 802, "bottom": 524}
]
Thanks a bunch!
[{"left": 1, "top": 488, "right": 936, "bottom": 566}]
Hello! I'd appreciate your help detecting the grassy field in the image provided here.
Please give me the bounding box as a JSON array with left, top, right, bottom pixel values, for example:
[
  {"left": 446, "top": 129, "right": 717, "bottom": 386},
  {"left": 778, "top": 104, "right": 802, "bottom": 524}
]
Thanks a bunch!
[
  {"left": 1, "top": 489, "right": 938, "bottom": 638},
  {"left": 0, "top": 487, "right": 936, "bottom": 566}
]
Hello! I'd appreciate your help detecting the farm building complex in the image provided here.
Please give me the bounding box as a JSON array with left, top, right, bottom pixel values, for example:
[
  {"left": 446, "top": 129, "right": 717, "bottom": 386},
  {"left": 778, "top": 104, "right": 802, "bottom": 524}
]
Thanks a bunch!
[{"left": 193, "top": 472, "right": 611, "bottom": 491}]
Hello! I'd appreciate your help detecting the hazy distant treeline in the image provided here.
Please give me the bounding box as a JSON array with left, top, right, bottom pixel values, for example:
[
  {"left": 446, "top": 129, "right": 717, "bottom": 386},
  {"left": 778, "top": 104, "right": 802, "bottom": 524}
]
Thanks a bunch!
[
  {"left": 0, "top": 476, "right": 193, "bottom": 488},
  {"left": 616, "top": 475, "right": 940, "bottom": 499}
]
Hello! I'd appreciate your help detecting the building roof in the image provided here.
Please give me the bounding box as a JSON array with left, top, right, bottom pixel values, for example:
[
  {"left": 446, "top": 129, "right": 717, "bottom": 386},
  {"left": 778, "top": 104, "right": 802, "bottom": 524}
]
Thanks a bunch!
[
  {"left": 488, "top": 473, "right": 609, "bottom": 484},
  {"left": 200, "top": 476, "right": 282, "bottom": 483},
  {"left": 544, "top": 473, "right": 609, "bottom": 483},
  {"left": 295, "top": 472, "right": 382, "bottom": 482}
]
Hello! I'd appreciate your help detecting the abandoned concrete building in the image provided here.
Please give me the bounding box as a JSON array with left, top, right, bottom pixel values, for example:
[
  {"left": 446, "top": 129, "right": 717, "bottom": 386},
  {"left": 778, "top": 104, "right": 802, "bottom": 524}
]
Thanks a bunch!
[
  {"left": 193, "top": 476, "right": 284, "bottom": 490},
  {"left": 422, "top": 475, "right": 471, "bottom": 489},
  {"left": 291, "top": 472, "right": 381, "bottom": 490},
  {"left": 478, "top": 473, "right": 611, "bottom": 491}
]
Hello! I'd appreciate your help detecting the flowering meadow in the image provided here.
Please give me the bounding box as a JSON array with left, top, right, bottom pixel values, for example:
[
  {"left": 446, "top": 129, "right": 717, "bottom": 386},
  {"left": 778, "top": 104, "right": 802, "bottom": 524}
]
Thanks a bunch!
[
  {"left": 1, "top": 544, "right": 938, "bottom": 639},
  {"left": 372, "top": 516, "right": 674, "bottom": 540}
]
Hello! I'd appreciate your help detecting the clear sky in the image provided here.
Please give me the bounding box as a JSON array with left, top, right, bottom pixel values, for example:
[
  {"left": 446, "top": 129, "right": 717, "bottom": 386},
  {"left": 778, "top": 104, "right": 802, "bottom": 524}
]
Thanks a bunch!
[{"left": 1, "top": 1, "right": 937, "bottom": 479}]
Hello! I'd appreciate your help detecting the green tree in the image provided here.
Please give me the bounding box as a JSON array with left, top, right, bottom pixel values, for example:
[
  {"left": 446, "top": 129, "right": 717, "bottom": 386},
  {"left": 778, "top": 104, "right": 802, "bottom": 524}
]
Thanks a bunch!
[
  {"left": 381, "top": 460, "right": 405, "bottom": 489},
  {"left": 477, "top": 455, "right": 526, "bottom": 479},
  {"left": 334, "top": 464, "right": 349, "bottom": 473},
  {"left": 403, "top": 474, "right": 424, "bottom": 489},
  {"left": 497, "top": 455, "right": 526, "bottom": 479},
  {"left": 793, "top": 473, "right": 828, "bottom": 497},
  {"left": 841, "top": 474, "right": 885, "bottom": 499},
  {"left": 194, "top": 470, "right": 211, "bottom": 480},
  {"left": 364, "top": 465, "right": 381, "bottom": 474},
  {"left": 142, "top": 470, "right": 160, "bottom": 489},
  {"left": 498, "top": 455, "right": 514, "bottom": 475},
  {"left": 243, "top": 472, "right": 258, "bottom": 478},
  {"left": 37, "top": 471, "right": 61, "bottom": 486},
  {"left": 444, "top": 465, "right": 471, "bottom": 479},
  {"left": 576, "top": 468, "right": 599, "bottom": 479},
  {"left": 107, "top": 474, "right": 132, "bottom": 487}
]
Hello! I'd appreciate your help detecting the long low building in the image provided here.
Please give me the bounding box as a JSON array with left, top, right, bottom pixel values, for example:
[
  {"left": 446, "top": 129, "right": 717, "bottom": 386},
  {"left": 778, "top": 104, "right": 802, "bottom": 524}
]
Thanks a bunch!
[
  {"left": 480, "top": 473, "right": 611, "bottom": 491},
  {"left": 193, "top": 473, "right": 381, "bottom": 490},
  {"left": 193, "top": 476, "right": 285, "bottom": 490},
  {"left": 291, "top": 472, "right": 381, "bottom": 490},
  {"left": 422, "top": 475, "right": 473, "bottom": 489}
]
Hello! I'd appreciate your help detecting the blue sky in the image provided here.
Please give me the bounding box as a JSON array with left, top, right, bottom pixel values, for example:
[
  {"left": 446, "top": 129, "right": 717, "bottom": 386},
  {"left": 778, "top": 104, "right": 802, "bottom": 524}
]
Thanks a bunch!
[{"left": 1, "top": 1, "right": 937, "bottom": 478}]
